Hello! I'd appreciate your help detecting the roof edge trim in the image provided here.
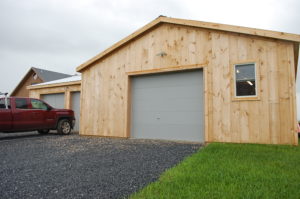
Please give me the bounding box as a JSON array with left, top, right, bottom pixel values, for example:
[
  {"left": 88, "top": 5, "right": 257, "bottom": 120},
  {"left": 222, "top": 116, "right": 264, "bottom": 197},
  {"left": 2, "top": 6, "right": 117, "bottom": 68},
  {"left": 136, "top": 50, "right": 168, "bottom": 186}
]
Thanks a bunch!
[
  {"left": 27, "top": 80, "right": 81, "bottom": 90},
  {"left": 76, "top": 16, "right": 300, "bottom": 72}
]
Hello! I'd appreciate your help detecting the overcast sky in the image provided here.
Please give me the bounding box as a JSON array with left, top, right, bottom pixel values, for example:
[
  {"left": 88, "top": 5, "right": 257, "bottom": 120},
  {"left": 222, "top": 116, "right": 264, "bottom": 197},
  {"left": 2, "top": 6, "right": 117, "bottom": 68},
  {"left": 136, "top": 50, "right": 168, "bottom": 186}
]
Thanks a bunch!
[{"left": 0, "top": 0, "right": 299, "bottom": 94}]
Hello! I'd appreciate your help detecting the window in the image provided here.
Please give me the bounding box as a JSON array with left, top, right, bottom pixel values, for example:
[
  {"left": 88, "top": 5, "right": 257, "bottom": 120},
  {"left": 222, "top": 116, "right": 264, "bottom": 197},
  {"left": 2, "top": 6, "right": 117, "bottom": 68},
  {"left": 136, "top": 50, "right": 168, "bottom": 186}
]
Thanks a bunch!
[
  {"left": 31, "top": 99, "right": 48, "bottom": 110},
  {"left": 15, "top": 98, "right": 29, "bottom": 109},
  {"left": 235, "top": 63, "right": 257, "bottom": 97},
  {"left": 0, "top": 98, "right": 10, "bottom": 109}
]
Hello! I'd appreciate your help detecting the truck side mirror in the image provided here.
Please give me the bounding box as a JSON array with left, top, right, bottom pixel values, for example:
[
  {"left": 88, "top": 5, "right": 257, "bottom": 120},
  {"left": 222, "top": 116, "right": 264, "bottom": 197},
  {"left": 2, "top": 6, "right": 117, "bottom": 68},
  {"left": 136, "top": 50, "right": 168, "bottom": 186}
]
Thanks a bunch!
[{"left": 47, "top": 106, "right": 52, "bottom": 111}]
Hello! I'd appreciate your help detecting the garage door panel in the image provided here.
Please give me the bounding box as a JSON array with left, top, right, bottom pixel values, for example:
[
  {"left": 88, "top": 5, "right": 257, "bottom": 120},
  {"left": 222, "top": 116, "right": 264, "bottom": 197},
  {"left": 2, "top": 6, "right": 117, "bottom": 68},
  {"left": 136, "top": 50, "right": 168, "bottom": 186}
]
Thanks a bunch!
[
  {"left": 132, "top": 124, "right": 203, "bottom": 142},
  {"left": 131, "top": 70, "right": 204, "bottom": 142},
  {"left": 134, "top": 86, "right": 202, "bottom": 100},
  {"left": 134, "top": 111, "right": 203, "bottom": 124},
  {"left": 42, "top": 93, "right": 65, "bottom": 109},
  {"left": 133, "top": 72, "right": 202, "bottom": 89},
  {"left": 133, "top": 99, "right": 203, "bottom": 112}
]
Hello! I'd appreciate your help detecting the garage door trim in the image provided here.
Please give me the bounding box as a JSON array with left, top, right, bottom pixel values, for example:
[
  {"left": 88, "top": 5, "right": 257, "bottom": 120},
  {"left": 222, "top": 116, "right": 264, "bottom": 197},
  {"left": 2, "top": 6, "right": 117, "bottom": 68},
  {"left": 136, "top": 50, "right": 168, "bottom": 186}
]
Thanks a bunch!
[{"left": 128, "top": 69, "right": 205, "bottom": 142}]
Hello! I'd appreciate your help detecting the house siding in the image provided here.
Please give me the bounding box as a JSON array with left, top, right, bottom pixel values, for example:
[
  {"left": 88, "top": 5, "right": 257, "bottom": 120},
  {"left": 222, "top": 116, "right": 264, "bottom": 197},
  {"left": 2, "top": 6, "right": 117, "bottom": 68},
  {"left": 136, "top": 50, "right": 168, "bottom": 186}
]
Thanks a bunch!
[{"left": 80, "top": 23, "right": 298, "bottom": 145}]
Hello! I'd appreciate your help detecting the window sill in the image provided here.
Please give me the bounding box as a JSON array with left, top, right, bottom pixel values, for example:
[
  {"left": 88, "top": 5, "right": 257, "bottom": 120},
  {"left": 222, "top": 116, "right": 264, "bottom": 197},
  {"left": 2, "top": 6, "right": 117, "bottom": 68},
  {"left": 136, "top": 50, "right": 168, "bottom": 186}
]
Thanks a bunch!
[{"left": 232, "top": 96, "right": 260, "bottom": 101}]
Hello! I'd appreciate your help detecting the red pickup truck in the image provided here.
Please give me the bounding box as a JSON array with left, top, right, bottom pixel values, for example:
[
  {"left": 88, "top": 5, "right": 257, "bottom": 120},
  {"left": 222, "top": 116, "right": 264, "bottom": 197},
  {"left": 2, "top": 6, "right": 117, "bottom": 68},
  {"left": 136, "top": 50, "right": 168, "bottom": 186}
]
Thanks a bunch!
[{"left": 0, "top": 95, "right": 75, "bottom": 135}]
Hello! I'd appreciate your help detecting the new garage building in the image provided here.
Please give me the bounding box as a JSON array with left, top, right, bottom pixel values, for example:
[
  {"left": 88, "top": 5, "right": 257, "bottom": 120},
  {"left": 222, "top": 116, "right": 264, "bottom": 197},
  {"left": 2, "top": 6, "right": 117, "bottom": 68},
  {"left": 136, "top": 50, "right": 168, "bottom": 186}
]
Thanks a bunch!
[
  {"left": 76, "top": 16, "right": 300, "bottom": 145},
  {"left": 28, "top": 76, "right": 81, "bottom": 132}
]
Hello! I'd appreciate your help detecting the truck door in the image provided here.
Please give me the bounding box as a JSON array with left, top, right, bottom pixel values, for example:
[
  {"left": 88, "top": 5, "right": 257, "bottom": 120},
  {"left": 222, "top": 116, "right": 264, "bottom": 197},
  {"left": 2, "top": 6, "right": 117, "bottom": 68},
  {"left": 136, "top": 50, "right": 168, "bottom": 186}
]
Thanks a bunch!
[
  {"left": 0, "top": 98, "right": 12, "bottom": 131},
  {"left": 29, "top": 99, "right": 55, "bottom": 129},
  {"left": 13, "top": 98, "right": 34, "bottom": 131}
]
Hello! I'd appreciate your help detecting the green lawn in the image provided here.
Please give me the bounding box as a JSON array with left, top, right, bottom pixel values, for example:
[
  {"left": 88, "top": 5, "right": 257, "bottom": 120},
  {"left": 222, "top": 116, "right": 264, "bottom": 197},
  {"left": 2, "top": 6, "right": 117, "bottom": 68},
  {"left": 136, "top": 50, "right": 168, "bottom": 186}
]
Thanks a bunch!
[{"left": 131, "top": 142, "right": 300, "bottom": 199}]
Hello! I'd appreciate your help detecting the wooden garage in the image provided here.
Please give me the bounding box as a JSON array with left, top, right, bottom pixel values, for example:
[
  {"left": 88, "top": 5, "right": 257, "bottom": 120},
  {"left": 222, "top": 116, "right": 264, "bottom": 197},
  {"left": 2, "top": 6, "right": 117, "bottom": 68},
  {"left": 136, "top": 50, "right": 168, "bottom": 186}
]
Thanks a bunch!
[
  {"left": 76, "top": 16, "right": 300, "bottom": 145},
  {"left": 28, "top": 76, "right": 81, "bottom": 132}
]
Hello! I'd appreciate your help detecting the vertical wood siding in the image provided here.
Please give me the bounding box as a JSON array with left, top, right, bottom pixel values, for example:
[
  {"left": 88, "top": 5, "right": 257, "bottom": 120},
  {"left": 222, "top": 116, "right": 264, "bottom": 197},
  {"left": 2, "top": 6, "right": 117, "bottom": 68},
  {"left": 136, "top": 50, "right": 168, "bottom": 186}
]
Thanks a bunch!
[{"left": 80, "top": 23, "right": 298, "bottom": 145}]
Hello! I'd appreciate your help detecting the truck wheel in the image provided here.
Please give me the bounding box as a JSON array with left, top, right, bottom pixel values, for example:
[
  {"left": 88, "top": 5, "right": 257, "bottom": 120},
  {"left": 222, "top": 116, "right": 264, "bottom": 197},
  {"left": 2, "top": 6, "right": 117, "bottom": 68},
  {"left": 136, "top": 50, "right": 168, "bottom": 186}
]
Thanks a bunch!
[
  {"left": 57, "top": 119, "right": 72, "bottom": 135},
  {"left": 38, "top": 129, "right": 50, "bottom": 134}
]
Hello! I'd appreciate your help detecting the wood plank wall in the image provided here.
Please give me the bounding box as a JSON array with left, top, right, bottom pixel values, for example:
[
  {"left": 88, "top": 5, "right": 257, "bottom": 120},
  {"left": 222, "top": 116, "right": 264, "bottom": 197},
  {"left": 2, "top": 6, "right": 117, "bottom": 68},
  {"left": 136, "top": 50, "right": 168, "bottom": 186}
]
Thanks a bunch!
[{"left": 80, "top": 23, "right": 298, "bottom": 145}]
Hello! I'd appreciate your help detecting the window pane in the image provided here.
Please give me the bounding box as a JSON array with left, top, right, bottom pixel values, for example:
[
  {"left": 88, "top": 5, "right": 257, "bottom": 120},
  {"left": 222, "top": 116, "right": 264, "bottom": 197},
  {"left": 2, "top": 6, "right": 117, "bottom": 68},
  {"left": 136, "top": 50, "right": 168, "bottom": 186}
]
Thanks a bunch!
[
  {"left": 236, "top": 80, "right": 256, "bottom": 96},
  {"left": 235, "top": 63, "right": 256, "bottom": 97},
  {"left": 15, "top": 98, "right": 28, "bottom": 109},
  {"left": 31, "top": 99, "right": 48, "bottom": 110},
  {"left": 236, "top": 64, "right": 255, "bottom": 81}
]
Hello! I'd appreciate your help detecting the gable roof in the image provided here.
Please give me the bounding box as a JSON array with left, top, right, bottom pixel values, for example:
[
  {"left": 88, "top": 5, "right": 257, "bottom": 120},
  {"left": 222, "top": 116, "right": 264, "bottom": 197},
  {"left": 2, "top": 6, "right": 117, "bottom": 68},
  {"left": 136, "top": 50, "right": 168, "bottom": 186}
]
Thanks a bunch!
[
  {"left": 76, "top": 16, "right": 300, "bottom": 72},
  {"left": 31, "top": 67, "right": 72, "bottom": 82},
  {"left": 10, "top": 67, "right": 72, "bottom": 96}
]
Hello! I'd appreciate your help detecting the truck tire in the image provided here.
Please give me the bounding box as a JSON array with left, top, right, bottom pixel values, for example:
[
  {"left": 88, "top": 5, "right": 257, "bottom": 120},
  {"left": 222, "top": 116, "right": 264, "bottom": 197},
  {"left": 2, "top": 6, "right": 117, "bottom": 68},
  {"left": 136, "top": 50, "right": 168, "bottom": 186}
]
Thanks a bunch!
[
  {"left": 57, "top": 119, "right": 72, "bottom": 135},
  {"left": 38, "top": 129, "right": 50, "bottom": 134}
]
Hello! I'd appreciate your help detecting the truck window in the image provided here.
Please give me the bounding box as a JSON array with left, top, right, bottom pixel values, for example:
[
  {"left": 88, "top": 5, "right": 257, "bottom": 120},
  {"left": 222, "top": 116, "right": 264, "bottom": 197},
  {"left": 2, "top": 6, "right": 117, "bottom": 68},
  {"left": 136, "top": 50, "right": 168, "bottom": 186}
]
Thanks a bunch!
[
  {"left": 15, "top": 98, "right": 29, "bottom": 109},
  {"left": 30, "top": 99, "right": 48, "bottom": 110},
  {"left": 0, "top": 98, "right": 10, "bottom": 109}
]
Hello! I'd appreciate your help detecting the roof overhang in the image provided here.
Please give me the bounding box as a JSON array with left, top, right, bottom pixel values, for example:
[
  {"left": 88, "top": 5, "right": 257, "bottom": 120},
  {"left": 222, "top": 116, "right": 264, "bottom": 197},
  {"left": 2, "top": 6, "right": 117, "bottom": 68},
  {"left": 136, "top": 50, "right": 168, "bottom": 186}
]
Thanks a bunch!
[
  {"left": 76, "top": 16, "right": 300, "bottom": 73},
  {"left": 27, "top": 80, "right": 81, "bottom": 90}
]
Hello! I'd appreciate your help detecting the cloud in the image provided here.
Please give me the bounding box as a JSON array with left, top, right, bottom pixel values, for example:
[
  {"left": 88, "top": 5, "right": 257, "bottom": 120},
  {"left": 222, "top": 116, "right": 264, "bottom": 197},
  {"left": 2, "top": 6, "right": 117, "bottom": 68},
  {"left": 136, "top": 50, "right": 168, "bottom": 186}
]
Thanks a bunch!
[{"left": 0, "top": 0, "right": 299, "bottom": 93}]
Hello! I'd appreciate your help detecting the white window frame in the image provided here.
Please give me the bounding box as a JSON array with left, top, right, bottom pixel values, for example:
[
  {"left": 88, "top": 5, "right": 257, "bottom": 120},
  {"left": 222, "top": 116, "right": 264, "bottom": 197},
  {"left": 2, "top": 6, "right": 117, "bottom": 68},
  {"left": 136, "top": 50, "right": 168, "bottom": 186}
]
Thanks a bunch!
[{"left": 233, "top": 62, "right": 259, "bottom": 100}]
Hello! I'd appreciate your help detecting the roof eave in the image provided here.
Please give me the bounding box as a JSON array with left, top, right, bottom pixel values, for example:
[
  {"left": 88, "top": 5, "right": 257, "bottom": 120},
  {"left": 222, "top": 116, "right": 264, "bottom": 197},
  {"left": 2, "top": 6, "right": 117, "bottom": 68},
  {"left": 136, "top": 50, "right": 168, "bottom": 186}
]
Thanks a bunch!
[
  {"left": 27, "top": 80, "right": 81, "bottom": 90},
  {"left": 162, "top": 17, "right": 300, "bottom": 42}
]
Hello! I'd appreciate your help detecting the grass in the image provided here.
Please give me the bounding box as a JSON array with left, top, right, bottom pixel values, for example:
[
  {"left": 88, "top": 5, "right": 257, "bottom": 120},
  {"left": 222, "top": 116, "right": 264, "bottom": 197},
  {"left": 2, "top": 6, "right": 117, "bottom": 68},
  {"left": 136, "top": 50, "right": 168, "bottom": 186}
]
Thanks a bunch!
[{"left": 130, "top": 142, "right": 300, "bottom": 199}]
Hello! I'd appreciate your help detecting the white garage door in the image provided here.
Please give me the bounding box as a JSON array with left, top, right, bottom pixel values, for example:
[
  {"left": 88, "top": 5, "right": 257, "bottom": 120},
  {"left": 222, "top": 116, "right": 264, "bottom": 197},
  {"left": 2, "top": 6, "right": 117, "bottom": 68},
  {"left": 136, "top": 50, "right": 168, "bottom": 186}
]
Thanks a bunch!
[
  {"left": 71, "top": 92, "right": 80, "bottom": 132},
  {"left": 42, "top": 93, "right": 65, "bottom": 109},
  {"left": 131, "top": 70, "right": 204, "bottom": 142}
]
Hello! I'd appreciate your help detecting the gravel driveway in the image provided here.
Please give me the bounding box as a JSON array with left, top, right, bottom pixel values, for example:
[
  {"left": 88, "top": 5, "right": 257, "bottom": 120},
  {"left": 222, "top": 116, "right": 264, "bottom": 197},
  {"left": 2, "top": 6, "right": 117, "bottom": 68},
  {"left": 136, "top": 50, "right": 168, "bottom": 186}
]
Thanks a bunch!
[{"left": 0, "top": 132, "right": 201, "bottom": 199}]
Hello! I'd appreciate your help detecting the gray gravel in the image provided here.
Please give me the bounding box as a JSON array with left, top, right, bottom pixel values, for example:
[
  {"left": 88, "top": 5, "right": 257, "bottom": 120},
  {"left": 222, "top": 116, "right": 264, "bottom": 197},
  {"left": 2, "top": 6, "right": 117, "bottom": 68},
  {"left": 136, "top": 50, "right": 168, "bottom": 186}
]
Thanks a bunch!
[{"left": 0, "top": 132, "right": 201, "bottom": 199}]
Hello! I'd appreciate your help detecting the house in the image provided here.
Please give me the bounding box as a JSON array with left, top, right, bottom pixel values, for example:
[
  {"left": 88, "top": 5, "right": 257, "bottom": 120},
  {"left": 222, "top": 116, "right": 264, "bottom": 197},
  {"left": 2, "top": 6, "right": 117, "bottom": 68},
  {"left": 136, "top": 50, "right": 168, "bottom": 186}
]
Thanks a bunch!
[
  {"left": 28, "top": 75, "right": 81, "bottom": 132},
  {"left": 76, "top": 16, "right": 300, "bottom": 145},
  {"left": 11, "top": 67, "right": 72, "bottom": 97}
]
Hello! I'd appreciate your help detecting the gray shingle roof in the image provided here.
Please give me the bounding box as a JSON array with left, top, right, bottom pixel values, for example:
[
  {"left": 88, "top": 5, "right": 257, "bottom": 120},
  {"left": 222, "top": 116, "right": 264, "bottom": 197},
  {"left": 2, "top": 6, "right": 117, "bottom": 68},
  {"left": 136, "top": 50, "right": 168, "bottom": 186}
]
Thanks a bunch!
[{"left": 32, "top": 67, "right": 72, "bottom": 82}]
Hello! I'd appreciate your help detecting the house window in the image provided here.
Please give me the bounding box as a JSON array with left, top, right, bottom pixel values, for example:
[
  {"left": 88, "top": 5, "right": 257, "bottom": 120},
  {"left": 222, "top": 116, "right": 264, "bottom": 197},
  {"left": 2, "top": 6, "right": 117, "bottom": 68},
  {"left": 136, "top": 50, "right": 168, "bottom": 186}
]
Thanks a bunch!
[{"left": 235, "top": 63, "right": 256, "bottom": 97}]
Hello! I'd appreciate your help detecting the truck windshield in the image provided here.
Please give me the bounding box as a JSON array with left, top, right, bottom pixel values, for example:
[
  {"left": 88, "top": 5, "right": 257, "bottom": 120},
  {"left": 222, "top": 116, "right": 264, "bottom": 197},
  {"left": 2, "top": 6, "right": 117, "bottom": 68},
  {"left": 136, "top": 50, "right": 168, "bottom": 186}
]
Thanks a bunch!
[{"left": 0, "top": 98, "right": 10, "bottom": 109}]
